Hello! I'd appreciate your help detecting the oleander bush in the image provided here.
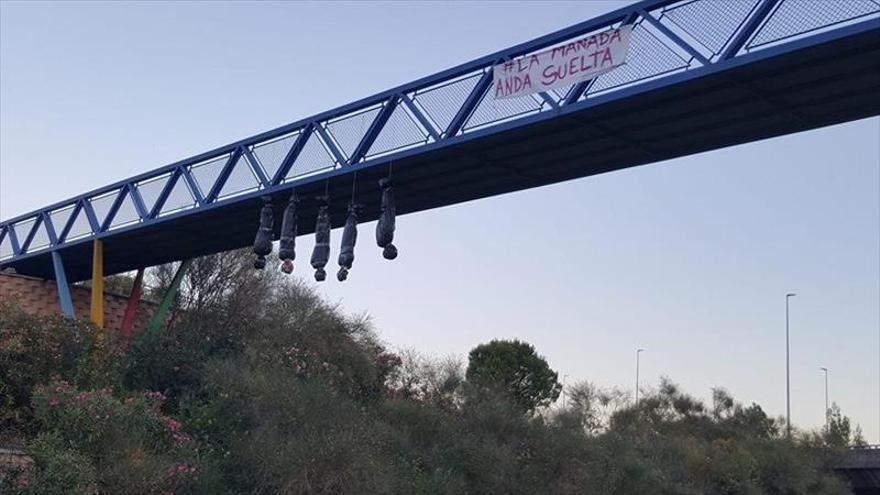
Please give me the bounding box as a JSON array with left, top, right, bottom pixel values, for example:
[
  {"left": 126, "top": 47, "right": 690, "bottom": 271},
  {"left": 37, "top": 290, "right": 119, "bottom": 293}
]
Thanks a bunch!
[
  {"left": 0, "top": 302, "right": 118, "bottom": 436},
  {"left": 27, "top": 382, "right": 196, "bottom": 494}
]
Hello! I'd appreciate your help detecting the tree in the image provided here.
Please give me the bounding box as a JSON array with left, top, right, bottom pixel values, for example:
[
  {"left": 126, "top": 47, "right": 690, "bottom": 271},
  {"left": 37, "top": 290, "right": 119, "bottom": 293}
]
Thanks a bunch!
[
  {"left": 466, "top": 339, "right": 561, "bottom": 412},
  {"left": 557, "top": 381, "right": 629, "bottom": 434},
  {"left": 824, "top": 402, "right": 865, "bottom": 447}
]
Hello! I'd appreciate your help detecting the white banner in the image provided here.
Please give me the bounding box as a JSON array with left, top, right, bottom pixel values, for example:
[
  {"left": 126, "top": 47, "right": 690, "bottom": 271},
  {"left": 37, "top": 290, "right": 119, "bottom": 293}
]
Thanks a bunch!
[{"left": 493, "top": 25, "right": 632, "bottom": 99}]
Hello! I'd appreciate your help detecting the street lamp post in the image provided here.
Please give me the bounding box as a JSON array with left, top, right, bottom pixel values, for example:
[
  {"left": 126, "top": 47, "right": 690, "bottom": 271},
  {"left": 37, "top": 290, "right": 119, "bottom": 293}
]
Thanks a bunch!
[
  {"left": 635, "top": 348, "right": 644, "bottom": 406},
  {"left": 820, "top": 367, "right": 829, "bottom": 429},
  {"left": 785, "top": 293, "right": 796, "bottom": 437}
]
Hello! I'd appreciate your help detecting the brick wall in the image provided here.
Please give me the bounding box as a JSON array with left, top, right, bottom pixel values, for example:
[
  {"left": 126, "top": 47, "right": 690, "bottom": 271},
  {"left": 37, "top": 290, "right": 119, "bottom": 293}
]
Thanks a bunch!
[{"left": 0, "top": 271, "right": 157, "bottom": 331}]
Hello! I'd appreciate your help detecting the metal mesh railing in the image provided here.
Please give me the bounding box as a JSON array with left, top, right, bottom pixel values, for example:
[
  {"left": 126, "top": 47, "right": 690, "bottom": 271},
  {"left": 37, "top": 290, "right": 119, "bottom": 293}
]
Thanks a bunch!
[
  {"left": 65, "top": 207, "right": 94, "bottom": 241},
  {"left": 189, "top": 155, "right": 229, "bottom": 198},
  {"left": 412, "top": 72, "right": 484, "bottom": 136},
  {"left": 216, "top": 157, "right": 260, "bottom": 200},
  {"left": 88, "top": 190, "right": 119, "bottom": 229},
  {"left": 464, "top": 91, "right": 543, "bottom": 132},
  {"left": 324, "top": 105, "right": 383, "bottom": 160},
  {"left": 3, "top": 0, "right": 876, "bottom": 260},
  {"left": 749, "top": 0, "right": 880, "bottom": 48},
  {"left": 0, "top": 233, "right": 13, "bottom": 260},
  {"left": 135, "top": 173, "right": 174, "bottom": 213},
  {"left": 108, "top": 193, "right": 140, "bottom": 230},
  {"left": 284, "top": 132, "right": 337, "bottom": 181},
  {"left": 158, "top": 179, "right": 197, "bottom": 216},
  {"left": 367, "top": 105, "right": 429, "bottom": 158},
  {"left": 13, "top": 218, "right": 36, "bottom": 252},
  {"left": 663, "top": 0, "right": 760, "bottom": 55},
  {"left": 48, "top": 206, "right": 74, "bottom": 242},
  {"left": 252, "top": 132, "right": 300, "bottom": 180},
  {"left": 589, "top": 20, "right": 691, "bottom": 95}
]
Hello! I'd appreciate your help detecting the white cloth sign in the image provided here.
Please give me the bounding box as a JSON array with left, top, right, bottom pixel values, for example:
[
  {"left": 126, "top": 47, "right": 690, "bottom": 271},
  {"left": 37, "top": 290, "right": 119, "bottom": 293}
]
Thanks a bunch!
[{"left": 493, "top": 25, "right": 633, "bottom": 99}]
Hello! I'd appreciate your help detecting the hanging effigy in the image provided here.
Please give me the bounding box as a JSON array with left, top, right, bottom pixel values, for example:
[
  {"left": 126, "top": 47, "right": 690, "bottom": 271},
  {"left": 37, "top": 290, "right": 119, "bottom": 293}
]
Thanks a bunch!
[
  {"left": 337, "top": 202, "right": 360, "bottom": 281},
  {"left": 376, "top": 177, "right": 397, "bottom": 260},
  {"left": 310, "top": 195, "right": 331, "bottom": 281},
  {"left": 278, "top": 191, "right": 299, "bottom": 274},
  {"left": 252, "top": 197, "right": 274, "bottom": 269}
]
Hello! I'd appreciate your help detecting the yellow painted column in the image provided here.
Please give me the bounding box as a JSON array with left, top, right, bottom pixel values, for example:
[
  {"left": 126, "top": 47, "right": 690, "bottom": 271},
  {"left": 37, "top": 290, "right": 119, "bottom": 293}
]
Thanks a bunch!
[{"left": 90, "top": 239, "right": 104, "bottom": 330}]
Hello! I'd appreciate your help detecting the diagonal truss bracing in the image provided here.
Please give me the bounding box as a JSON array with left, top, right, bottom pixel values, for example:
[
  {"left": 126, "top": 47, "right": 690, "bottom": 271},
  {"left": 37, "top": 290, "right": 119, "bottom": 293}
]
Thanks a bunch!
[{"left": 1, "top": 0, "right": 878, "bottom": 265}]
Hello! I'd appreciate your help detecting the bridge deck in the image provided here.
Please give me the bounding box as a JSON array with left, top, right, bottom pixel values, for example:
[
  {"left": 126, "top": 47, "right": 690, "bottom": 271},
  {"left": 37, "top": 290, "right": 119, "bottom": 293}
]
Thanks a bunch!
[
  {"left": 837, "top": 446, "right": 880, "bottom": 493},
  {"left": 2, "top": 0, "right": 879, "bottom": 281}
]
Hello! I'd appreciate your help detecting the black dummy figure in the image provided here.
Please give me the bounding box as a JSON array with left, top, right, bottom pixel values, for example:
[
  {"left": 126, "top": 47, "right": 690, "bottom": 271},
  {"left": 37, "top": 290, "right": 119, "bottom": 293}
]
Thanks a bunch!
[
  {"left": 337, "top": 202, "right": 360, "bottom": 281},
  {"left": 252, "top": 197, "right": 274, "bottom": 269},
  {"left": 278, "top": 192, "right": 298, "bottom": 274},
  {"left": 376, "top": 178, "right": 397, "bottom": 260},
  {"left": 310, "top": 195, "right": 331, "bottom": 281}
]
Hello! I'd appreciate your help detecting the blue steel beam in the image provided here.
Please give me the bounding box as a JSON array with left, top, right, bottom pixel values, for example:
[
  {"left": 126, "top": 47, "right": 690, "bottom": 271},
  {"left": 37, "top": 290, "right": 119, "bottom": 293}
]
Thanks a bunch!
[
  {"left": 349, "top": 95, "right": 400, "bottom": 164},
  {"left": 51, "top": 251, "right": 75, "bottom": 317},
  {"left": 100, "top": 187, "right": 128, "bottom": 232},
  {"left": 42, "top": 212, "right": 57, "bottom": 246},
  {"left": 177, "top": 165, "right": 205, "bottom": 206},
  {"left": 242, "top": 146, "right": 270, "bottom": 187},
  {"left": 721, "top": 0, "right": 781, "bottom": 60},
  {"left": 205, "top": 148, "right": 244, "bottom": 203},
  {"left": 400, "top": 93, "right": 441, "bottom": 141},
  {"left": 1, "top": 0, "right": 878, "bottom": 275},
  {"left": 641, "top": 10, "right": 711, "bottom": 65},
  {"left": 179, "top": 166, "right": 205, "bottom": 206},
  {"left": 7, "top": 226, "right": 20, "bottom": 256},
  {"left": 562, "top": 80, "right": 591, "bottom": 105},
  {"left": 536, "top": 91, "right": 559, "bottom": 109},
  {"left": 1, "top": 0, "right": 864, "bottom": 231},
  {"left": 0, "top": 0, "right": 861, "bottom": 225},
  {"left": 315, "top": 124, "right": 347, "bottom": 165},
  {"left": 271, "top": 124, "right": 314, "bottom": 185},
  {"left": 82, "top": 200, "right": 101, "bottom": 234},
  {"left": 128, "top": 183, "right": 150, "bottom": 220},
  {"left": 445, "top": 68, "right": 495, "bottom": 138},
  {"left": 57, "top": 202, "right": 81, "bottom": 244},
  {"left": 563, "top": 10, "right": 640, "bottom": 106},
  {"left": 18, "top": 215, "right": 42, "bottom": 253},
  {"left": 150, "top": 169, "right": 184, "bottom": 219}
]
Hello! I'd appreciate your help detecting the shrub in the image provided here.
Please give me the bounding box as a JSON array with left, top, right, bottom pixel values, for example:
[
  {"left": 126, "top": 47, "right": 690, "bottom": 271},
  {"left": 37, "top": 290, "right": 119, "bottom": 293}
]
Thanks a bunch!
[
  {"left": 0, "top": 302, "right": 101, "bottom": 433},
  {"left": 20, "top": 432, "right": 97, "bottom": 495},
  {"left": 0, "top": 251, "right": 858, "bottom": 494},
  {"left": 28, "top": 380, "right": 195, "bottom": 494}
]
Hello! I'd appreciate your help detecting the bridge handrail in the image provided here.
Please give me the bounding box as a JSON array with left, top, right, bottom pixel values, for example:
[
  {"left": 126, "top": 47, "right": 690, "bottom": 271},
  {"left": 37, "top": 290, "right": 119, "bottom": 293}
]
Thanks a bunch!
[{"left": 2, "top": 0, "right": 878, "bottom": 262}]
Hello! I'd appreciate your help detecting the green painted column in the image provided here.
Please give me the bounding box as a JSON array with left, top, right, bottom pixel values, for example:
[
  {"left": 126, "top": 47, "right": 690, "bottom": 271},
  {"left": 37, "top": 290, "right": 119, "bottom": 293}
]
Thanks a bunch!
[{"left": 146, "top": 259, "right": 192, "bottom": 335}]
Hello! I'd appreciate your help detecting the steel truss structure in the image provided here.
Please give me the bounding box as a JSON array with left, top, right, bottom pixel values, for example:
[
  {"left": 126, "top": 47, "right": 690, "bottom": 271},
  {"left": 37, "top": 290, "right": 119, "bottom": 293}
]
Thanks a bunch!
[{"left": 2, "top": 0, "right": 879, "bottom": 282}]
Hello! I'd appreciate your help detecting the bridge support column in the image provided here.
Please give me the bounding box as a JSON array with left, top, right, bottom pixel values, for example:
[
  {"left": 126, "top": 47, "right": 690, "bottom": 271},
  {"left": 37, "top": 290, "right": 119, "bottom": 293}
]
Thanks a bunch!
[
  {"left": 120, "top": 267, "right": 145, "bottom": 344},
  {"left": 90, "top": 240, "right": 104, "bottom": 330},
  {"left": 146, "top": 259, "right": 191, "bottom": 336},
  {"left": 50, "top": 251, "right": 74, "bottom": 318}
]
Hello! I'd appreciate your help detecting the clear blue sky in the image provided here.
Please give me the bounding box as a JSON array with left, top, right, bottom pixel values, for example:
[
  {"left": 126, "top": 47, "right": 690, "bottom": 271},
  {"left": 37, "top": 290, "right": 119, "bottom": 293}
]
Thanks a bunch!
[{"left": 1, "top": 1, "right": 878, "bottom": 440}]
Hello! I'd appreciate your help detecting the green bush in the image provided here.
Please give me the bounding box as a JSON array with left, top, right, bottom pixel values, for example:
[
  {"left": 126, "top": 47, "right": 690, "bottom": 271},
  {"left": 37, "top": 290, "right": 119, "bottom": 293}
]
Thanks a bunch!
[
  {"left": 0, "top": 302, "right": 107, "bottom": 434},
  {"left": 0, "top": 250, "right": 859, "bottom": 493},
  {"left": 28, "top": 380, "right": 196, "bottom": 494},
  {"left": 19, "top": 432, "right": 97, "bottom": 495}
]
